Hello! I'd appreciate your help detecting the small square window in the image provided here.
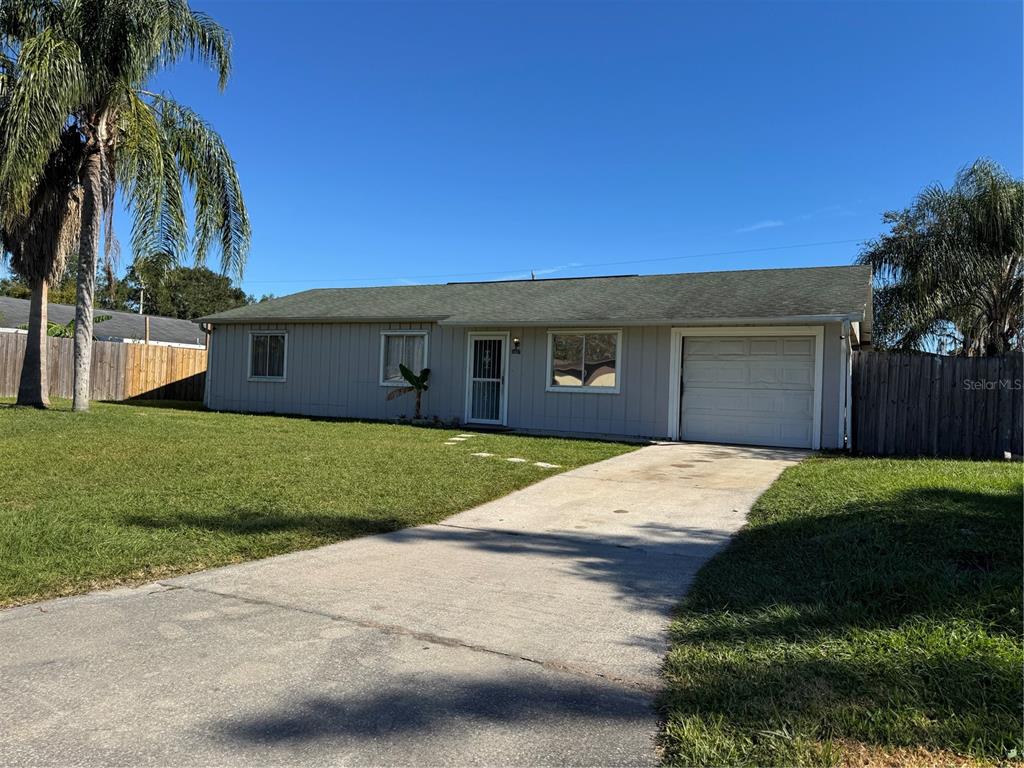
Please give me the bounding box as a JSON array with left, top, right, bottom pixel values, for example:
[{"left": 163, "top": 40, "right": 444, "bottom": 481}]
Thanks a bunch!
[
  {"left": 547, "top": 331, "right": 620, "bottom": 392},
  {"left": 250, "top": 332, "right": 286, "bottom": 380},
  {"left": 380, "top": 332, "right": 428, "bottom": 385}
]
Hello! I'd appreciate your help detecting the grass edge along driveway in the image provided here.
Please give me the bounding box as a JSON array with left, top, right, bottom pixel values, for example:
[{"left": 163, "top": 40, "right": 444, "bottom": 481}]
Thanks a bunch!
[
  {"left": 0, "top": 400, "right": 636, "bottom": 607},
  {"left": 658, "top": 454, "right": 1022, "bottom": 768}
]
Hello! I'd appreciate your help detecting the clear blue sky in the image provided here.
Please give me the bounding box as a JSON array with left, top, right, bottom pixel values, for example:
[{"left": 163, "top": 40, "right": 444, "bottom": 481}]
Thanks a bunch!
[{"left": 129, "top": 0, "right": 1023, "bottom": 295}]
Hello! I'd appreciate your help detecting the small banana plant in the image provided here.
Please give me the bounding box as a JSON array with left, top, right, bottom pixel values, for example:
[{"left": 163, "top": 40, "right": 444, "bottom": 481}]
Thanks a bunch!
[
  {"left": 385, "top": 364, "right": 431, "bottom": 420},
  {"left": 19, "top": 315, "right": 111, "bottom": 338}
]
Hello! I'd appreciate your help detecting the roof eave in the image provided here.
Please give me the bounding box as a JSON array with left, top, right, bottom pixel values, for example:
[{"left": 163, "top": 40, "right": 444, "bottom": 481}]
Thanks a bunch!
[
  {"left": 440, "top": 311, "right": 866, "bottom": 327},
  {"left": 199, "top": 310, "right": 868, "bottom": 327},
  {"left": 198, "top": 314, "right": 451, "bottom": 325}
]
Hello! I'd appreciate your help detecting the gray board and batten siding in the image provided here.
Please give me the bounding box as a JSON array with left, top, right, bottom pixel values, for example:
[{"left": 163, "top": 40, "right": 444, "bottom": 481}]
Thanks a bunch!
[
  {"left": 204, "top": 320, "right": 851, "bottom": 447},
  {"left": 200, "top": 266, "right": 871, "bottom": 447}
]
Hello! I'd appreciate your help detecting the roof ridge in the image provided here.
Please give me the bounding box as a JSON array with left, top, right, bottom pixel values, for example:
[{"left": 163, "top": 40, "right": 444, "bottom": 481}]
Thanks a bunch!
[
  {"left": 0, "top": 295, "right": 195, "bottom": 324},
  {"left": 296, "top": 263, "right": 868, "bottom": 292}
]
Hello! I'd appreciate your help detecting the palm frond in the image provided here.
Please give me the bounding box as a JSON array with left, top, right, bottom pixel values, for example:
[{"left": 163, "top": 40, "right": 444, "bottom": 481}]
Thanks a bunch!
[
  {"left": 0, "top": 27, "right": 85, "bottom": 217},
  {"left": 153, "top": 0, "right": 231, "bottom": 89},
  {"left": 116, "top": 86, "right": 187, "bottom": 262},
  {"left": 859, "top": 158, "right": 1023, "bottom": 354},
  {"left": 143, "top": 92, "right": 249, "bottom": 278}
]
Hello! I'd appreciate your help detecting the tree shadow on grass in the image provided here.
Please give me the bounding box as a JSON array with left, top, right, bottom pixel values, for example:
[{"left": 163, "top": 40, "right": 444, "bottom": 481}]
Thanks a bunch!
[
  {"left": 659, "top": 484, "right": 1024, "bottom": 764},
  {"left": 676, "top": 486, "right": 1023, "bottom": 639},
  {"left": 106, "top": 398, "right": 207, "bottom": 411},
  {"left": 123, "top": 507, "right": 411, "bottom": 540}
]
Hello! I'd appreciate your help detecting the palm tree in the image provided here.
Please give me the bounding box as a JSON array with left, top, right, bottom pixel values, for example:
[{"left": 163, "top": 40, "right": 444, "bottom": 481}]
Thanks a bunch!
[
  {"left": 0, "top": 129, "right": 83, "bottom": 406},
  {"left": 0, "top": 0, "right": 250, "bottom": 411},
  {"left": 859, "top": 159, "right": 1023, "bottom": 355},
  {"left": 0, "top": 5, "right": 82, "bottom": 406}
]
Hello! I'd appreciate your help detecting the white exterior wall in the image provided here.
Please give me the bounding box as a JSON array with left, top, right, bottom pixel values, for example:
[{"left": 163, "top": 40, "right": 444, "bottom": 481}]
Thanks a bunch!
[{"left": 205, "top": 320, "right": 847, "bottom": 447}]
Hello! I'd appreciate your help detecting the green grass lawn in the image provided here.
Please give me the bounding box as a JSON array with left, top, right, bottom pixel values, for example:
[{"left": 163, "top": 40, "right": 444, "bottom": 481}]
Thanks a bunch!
[
  {"left": 659, "top": 456, "right": 1023, "bottom": 767},
  {"left": 0, "top": 400, "right": 635, "bottom": 606}
]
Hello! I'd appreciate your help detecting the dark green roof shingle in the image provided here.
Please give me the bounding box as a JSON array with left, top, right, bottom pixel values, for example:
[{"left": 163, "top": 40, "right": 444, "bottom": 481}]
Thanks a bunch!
[{"left": 199, "top": 265, "right": 871, "bottom": 326}]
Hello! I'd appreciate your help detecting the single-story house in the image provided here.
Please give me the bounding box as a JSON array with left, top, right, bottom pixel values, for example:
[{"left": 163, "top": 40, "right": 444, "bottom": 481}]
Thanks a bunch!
[
  {"left": 0, "top": 296, "right": 207, "bottom": 348},
  {"left": 198, "top": 264, "right": 872, "bottom": 449}
]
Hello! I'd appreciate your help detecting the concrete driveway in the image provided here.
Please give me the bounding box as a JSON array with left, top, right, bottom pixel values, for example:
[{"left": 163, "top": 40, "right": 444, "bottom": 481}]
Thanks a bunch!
[{"left": 0, "top": 443, "right": 802, "bottom": 766}]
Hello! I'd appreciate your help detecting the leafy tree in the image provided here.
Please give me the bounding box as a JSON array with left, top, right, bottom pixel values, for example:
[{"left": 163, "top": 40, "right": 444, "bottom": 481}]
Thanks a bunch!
[
  {"left": 0, "top": 0, "right": 250, "bottom": 411},
  {"left": 1, "top": 270, "right": 79, "bottom": 304},
  {"left": 0, "top": 276, "right": 30, "bottom": 299},
  {"left": 385, "top": 365, "right": 431, "bottom": 420},
  {"left": 118, "top": 265, "right": 250, "bottom": 319},
  {"left": 859, "top": 159, "right": 1022, "bottom": 355}
]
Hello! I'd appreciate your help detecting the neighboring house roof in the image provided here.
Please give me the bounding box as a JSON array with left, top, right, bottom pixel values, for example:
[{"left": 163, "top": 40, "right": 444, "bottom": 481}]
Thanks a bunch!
[
  {"left": 0, "top": 296, "right": 207, "bottom": 347},
  {"left": 199, "top": 265, "right": 872, "bottom": 328}
]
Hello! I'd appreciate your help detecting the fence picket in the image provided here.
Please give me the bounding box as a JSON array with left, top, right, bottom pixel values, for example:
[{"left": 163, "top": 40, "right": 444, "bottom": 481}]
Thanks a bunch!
[
  {"left": 0, "top": 334, "right": 205, "bottom": 402},
  {"left": 852, "top": 350, "right": 1022, "bottom": 459}
]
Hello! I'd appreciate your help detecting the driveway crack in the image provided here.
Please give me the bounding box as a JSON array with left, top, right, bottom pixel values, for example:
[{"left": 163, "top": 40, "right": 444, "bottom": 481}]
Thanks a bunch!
[{"left": 159, "top": 582, "right": 661, "bottom": 695}]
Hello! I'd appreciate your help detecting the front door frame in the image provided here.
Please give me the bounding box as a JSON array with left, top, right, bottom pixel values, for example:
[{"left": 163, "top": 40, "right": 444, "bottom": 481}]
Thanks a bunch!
[
  {"left": 464, "top": 331, "right": 510, "bottom": 426},
  {"left": 666, "top": 325, "right": 824, "bottom": 448}
]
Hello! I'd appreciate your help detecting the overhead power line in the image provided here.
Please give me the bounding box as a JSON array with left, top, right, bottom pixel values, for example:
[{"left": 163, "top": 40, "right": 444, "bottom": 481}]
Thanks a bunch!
[{"left": 242, "top": 237, "right": 868, "bottom": 285}]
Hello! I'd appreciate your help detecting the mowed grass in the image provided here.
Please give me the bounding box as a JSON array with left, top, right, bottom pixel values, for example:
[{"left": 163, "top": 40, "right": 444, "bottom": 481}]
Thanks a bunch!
[
  {"left": 659, "top": 456, "right": 1023, "bottom": 767},
  {"left": 0, "top": 400, "right": 635, "bottom": 606}
]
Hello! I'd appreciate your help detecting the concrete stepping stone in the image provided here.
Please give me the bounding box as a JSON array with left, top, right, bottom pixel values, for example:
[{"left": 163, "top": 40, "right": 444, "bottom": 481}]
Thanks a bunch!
[
  {"left": 533, "top": 462, "right": 561, "bottom": 469},
  {"left": 506, "top": 457, "right": 527, "bottom": 463},
  {"left": 471, "top": 452, "right": 494, "bottom": 457}
]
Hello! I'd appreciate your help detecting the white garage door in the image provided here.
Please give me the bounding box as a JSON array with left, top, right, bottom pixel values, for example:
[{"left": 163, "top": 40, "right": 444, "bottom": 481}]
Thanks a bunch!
[{"left": 680, "top": 335, "right": 817, "bottom": 449}]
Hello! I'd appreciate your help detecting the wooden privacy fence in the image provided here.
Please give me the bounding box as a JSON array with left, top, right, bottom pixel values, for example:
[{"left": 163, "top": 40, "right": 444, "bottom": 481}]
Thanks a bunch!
[
  {"left": 0, "top": 332, "right": 206, "bottom": 401},
  {"left": 852, "top": 350, "right": 1023, "bottom": 459}
]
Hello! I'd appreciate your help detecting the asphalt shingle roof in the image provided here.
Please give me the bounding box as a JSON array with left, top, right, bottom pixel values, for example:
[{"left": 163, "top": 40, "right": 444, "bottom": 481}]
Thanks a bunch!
[
  {"left": 0, "top": 296, "right": 207, "bottom": 346},
  {"left": 199, "top": 265, "right": 872, "bottom": 326}
]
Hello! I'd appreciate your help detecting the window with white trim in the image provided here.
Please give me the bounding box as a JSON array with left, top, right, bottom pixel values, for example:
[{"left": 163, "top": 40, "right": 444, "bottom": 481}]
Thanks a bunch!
[
  {"left": 249, "top": 331, "right": 286, "bottom": 380},
  {"left": 547, "top": 330, "right": 621, "bottom": 392},
  {"left": 380, "top": 331, "right": 428, "bottom": 385}
]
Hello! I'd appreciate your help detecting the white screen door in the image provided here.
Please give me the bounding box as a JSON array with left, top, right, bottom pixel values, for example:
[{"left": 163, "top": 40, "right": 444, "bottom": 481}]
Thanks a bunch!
[{"left": 466, "top": 334, "right": 506, "bottom": 424}]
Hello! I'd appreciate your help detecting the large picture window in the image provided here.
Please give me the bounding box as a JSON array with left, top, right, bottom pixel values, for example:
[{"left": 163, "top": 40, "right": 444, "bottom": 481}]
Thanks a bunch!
[
  {"left": 380, "top": 331, "right": 428, "bottom": 385},
  {"left": 249, "top": 331, "right": 286, "bottom": 380},
  {"left": 547, "top": 330, "right": 621, "bottom": 393}
]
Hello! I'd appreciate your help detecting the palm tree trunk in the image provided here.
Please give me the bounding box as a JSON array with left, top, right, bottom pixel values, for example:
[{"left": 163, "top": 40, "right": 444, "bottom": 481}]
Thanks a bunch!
[
  {"left": 16, "top": 277, "right": 50, "bottom": 408},
  {"left": 72, "top": 146, "right": 102, "bottom": 412}
]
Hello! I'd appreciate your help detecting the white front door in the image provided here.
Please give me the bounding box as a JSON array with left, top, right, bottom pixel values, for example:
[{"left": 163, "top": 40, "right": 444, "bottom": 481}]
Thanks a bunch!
[
  {"left": 465, "top": 333, "right": 508, "bottom": 425},
  {"left": 680, "top": 334, "right": 818, "bottom": 448}
]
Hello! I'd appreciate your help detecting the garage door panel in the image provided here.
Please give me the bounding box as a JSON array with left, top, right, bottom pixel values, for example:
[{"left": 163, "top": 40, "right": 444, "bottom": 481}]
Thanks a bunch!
[
  {"left": 682, "top": 413, "right": 810, "bottom": 447},
  {"left": 684, "top": 338, "right": 719, "bottom": 357},
  {"left": 685, "top": 387, "right": 778, "bottom": 415},
  {"left": 684, "top": 360, "right": 749, "bottom": 385},
  {"left": 780, "top": 421, "right": 813, "bottom": 445},
  {"left": 716, "top": 339, "right": 749, "bottom": 356},
  {"left": 749, "top": 338, "right": 780, "bottom": 355},
  {"left": 780, "top": 391, "right": 814, "bottom": 417},
  {"left": 783, "top": 337, "right": 814, "bottom": 356},
  {"left": 781, "top": 364, "right": 814, "bottom": 388},
  {"left": 748, "top": 362, "right": 784, "bottom": 386},
  {"left": 681, "top": 334, "right": 817, "bottom": 449},
  {"left": 685, "top": 387, "right": 812, "bottom": 417}
]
